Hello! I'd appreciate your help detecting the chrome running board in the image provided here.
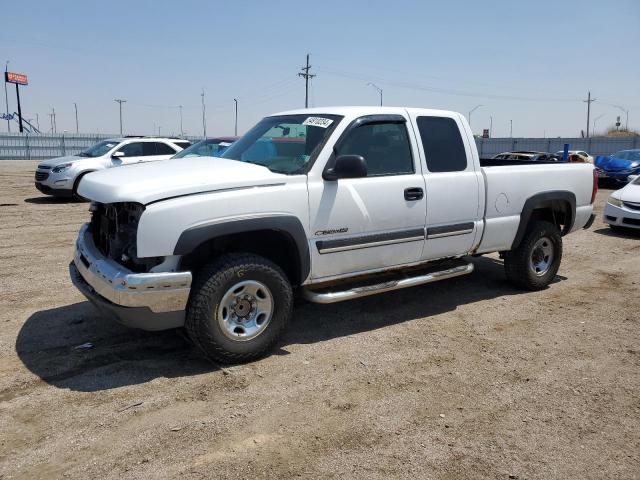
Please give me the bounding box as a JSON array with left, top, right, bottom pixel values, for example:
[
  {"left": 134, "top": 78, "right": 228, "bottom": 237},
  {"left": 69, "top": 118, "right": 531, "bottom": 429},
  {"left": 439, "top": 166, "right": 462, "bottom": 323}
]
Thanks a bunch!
[{"left": 302, "top": 262, "right": 474, "bottom": 304}]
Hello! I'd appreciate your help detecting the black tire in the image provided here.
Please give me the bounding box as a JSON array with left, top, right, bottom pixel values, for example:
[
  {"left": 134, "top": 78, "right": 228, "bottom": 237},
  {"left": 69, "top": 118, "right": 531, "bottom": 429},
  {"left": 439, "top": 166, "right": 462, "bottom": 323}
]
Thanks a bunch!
[
  {"left": 185, "top": 253, "right": 293, "bottom": 364},
  {"left": 504, "top": 220, "right": 562, "bottom": 291},
  {"left": 72, "top": 172, "right": 92, "bottom": 201}
]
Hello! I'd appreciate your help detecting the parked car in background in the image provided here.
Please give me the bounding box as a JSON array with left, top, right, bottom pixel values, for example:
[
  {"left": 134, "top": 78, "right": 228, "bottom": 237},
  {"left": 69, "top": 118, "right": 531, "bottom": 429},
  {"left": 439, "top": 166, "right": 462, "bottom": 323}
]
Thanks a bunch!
[
  {"left": 594, "top": 149, "right": 640, "bottom": 184},
  {"left": 172, "top": 137, "right": 238, "bottom": 159},
  {"left": 555, "top": 150, "right": 594, "bottom": 163},
  {"left": 603, "top": 174, "right": 640, "bottom": 231},
  {"left": 492, "top": 151, "right": 560, "bottom": 162},
  {"left": 35, "top": 137, "right": 191, "bottom": 197}
]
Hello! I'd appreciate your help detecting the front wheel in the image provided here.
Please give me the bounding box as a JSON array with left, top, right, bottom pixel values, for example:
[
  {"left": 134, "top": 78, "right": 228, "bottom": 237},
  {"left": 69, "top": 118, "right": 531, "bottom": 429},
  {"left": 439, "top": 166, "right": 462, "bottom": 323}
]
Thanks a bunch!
[
  {"left": 185, "top": 253, "right": 293, "bottom": 364},
  {"left": 504, "top": 220, "right": 562, "bottom": 290}
]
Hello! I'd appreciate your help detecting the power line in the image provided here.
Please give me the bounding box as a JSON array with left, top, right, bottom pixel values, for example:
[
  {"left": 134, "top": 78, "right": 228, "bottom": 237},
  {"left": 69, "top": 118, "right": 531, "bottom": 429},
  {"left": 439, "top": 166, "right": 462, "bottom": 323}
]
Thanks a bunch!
[{"left": 317, "top": 67, "right": 582, "bottom": 103}]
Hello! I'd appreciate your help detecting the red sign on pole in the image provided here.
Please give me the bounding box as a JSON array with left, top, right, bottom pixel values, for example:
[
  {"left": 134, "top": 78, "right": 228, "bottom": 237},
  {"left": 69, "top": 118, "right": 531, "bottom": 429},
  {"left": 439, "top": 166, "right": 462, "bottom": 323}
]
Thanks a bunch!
[{"left": 5, "top": 72, "right": 28, "bottom": 85}]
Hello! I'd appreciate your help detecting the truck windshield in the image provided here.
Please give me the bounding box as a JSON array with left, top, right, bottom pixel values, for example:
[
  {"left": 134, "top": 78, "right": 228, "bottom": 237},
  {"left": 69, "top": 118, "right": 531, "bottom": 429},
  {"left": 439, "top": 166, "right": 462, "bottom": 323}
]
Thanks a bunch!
[
  {"left": 221, "top": 114, "right": 342, "bottom": 174},
  {"left": 78, "top": 140, "right": 119, "bottom": 158}
]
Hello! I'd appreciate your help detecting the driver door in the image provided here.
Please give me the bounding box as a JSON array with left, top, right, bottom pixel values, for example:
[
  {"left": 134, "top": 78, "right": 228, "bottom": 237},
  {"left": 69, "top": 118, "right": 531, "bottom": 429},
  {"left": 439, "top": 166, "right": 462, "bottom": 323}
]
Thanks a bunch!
[{"left": 307, "top": 115, "right": 427, "bottom": 280}]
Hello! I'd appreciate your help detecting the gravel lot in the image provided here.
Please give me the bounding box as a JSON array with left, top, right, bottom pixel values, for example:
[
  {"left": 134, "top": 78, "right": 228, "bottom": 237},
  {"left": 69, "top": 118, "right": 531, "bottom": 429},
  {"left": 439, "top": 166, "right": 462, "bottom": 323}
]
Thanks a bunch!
[{"left": 0, "top": 160, "right": 638, "bottom": 479}]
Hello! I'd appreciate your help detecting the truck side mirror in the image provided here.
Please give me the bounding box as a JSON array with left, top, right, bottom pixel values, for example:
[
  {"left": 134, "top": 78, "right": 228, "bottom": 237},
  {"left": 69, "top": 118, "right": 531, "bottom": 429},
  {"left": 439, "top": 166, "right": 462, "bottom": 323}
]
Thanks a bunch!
[{"left": 323, "top": 155, "right": 368, "bottom": 181}]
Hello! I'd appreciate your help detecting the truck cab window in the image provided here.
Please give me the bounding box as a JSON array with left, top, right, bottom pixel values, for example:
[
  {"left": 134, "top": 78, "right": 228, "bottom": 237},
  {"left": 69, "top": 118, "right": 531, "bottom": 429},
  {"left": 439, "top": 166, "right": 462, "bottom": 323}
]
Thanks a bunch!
[
  {"left": 336, "top": 122, "right": 413, "bottom": 176},
  {"left": 417, "top": 116, "right": 467, "bottom": 172}
]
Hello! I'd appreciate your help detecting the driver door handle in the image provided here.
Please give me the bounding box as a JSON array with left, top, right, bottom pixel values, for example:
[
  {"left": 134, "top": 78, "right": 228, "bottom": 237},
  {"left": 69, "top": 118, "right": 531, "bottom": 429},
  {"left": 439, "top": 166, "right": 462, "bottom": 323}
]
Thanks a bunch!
[{"left": 404, "top": 187, "right": 424, "bottom": 201}]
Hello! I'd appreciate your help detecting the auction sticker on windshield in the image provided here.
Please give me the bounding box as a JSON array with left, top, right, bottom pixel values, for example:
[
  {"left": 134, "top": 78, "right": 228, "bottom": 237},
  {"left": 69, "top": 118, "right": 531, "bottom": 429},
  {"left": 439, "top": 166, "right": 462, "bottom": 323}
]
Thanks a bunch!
[{"left": 303, "top": 117, "right": 333, "bottom": 128}]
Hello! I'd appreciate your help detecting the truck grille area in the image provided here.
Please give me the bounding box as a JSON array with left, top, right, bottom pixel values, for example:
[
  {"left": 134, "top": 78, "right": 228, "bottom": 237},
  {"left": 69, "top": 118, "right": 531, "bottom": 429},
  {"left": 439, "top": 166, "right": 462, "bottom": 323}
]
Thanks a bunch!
[
  {"left": 35, "top": 171, "right": 49, "bottom": 181},
  {"left": 89, "top": 202, "right": 160, "bottom": 272}
]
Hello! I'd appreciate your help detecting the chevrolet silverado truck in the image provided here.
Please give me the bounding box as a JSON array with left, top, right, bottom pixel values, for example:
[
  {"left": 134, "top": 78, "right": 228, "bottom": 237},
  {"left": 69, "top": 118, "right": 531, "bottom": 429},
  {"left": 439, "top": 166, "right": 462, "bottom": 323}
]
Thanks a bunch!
[{"left": 69, "top": 107, "right": 597, "bottom": 363}]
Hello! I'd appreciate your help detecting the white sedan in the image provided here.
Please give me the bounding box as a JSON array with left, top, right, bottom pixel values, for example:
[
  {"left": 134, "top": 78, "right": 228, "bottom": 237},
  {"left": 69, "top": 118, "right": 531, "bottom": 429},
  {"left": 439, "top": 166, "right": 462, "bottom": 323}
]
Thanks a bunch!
[{"left": 603, "top": 175, "right": 640, "bottom": 231}]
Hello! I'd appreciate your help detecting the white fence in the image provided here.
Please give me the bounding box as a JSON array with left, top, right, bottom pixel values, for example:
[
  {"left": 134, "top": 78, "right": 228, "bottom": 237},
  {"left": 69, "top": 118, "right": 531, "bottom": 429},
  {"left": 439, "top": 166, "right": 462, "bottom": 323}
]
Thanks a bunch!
[
  {"left": 0, "top": 133, "right": 202, "bottom": 160},
  {"left": 1, "top": 132, "right": 638, "bottom": 161},
  {"left": 475, "top": 136, "right": 640, "bottom": 158}
]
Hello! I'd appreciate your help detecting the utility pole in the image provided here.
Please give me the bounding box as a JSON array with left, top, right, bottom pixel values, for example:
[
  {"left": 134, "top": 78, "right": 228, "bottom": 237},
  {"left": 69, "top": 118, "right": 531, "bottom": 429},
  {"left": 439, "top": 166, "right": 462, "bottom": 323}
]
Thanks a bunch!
[
  {"left": 234, "top": 98, "right": 238, "bottom": 136},
  {"left": 489, "top": 115, "right": 493, "bottom": 138},
  {"left": 510, "top": 119, "right": 513, "bottom": 138},
  {"left": 298, "top": 54, "right": 315, "bottom": 109},
  {"left": 52, "top": 108, "right": 57, "bottom": 133},
  {"left": 48, "top": 111, "right": 54, "bottom": 133},
  {"left": 613, "top": 105, "right": 629, "bottom": 131},
  {"left": 583, "top": 91, "right": 596, "bottom": 138},
  {"left": 201, "top": 90, "right": 207, "bottom": 138},
  {"left": 367, "top": 82, "right": 383, "bottom": 106},
  {"left": 74, "top": 102, "right": 79, "bottom": 133},
  {"left": 114, "top": 99, "right": 126, "bottom": 135},
  {"left": 35, "top": 113, "right": 39, "bottom": 131},
  {"left": 178, "top": 105, "right": 183, "bottom": 137},
  {"left": 4, "top": 60, "right": 9, "bottom": 132}
]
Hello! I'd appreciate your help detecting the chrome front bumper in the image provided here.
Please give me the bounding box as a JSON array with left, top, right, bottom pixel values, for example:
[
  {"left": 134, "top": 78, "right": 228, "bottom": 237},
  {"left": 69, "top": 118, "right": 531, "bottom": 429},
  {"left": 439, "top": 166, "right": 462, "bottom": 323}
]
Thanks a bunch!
[{"left": 73, "top": 224, "right": 192, "bottom": 313}]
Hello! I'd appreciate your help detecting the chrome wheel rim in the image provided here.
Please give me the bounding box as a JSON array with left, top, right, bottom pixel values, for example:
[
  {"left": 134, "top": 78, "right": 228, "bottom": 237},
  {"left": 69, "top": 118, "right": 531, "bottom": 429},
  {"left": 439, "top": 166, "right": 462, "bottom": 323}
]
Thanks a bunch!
[
  {"left": 217, "top": 280, "right": 274, "bottom": 341},
  {"left": 529, "top": 237, "right": 554, "bottom": 276}
]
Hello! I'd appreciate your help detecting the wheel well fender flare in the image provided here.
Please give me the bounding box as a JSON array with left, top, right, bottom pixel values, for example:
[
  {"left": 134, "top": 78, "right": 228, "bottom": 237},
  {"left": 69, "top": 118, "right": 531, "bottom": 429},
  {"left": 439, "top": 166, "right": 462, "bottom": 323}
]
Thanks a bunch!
[
  {"left": 511, "top": 191, "right": 576, "bottom": 249},
  {"left": 173, "top": 215, "right": 310, "bottom": 283}
]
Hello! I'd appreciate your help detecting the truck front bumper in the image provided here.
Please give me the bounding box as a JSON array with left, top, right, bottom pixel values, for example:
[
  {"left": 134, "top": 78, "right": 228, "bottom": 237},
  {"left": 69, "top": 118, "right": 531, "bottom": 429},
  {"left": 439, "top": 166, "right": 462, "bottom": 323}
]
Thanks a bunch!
[{"left": 70, "top": 224, "right": 192, "bottom": 330}]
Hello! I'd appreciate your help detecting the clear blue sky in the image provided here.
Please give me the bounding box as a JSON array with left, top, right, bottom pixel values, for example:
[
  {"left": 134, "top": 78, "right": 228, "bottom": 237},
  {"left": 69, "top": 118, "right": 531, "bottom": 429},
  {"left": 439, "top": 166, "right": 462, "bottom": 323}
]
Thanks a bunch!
[{"left": 2, "top": 0, "right": 639, "bottom": 137}]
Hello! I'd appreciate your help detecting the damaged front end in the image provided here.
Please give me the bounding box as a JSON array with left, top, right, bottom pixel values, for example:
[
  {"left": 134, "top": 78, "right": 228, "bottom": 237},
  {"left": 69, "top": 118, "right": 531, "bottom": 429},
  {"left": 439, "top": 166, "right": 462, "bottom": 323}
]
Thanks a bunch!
[{"left": 89, "top": 201, "right": 162, "bottom": 272}]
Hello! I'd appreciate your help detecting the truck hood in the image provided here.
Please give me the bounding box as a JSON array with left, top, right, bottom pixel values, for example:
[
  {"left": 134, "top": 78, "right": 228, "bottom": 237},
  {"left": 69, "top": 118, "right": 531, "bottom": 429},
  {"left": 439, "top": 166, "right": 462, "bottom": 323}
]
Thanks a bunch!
[
  {"left": 38, "top": 155, "right": 84, "bottom": 168},
  {"left": 77, "top": 157, "right": 288, "bottom": 204}
]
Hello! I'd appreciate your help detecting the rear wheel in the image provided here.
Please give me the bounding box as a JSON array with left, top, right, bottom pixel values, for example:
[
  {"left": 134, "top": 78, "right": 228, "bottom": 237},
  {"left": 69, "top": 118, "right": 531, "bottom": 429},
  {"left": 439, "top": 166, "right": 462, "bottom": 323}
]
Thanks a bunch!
[
  {"left": 504, "top": 220, "right": 562, "bottom": 290},
  {"left": 185, "top": 253, "right": 293, "bottom": 364}
]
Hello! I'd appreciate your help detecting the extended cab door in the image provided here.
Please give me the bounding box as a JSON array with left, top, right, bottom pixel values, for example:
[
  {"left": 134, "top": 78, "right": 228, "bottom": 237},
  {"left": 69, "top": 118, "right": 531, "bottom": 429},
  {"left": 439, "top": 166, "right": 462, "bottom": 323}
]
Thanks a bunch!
[
  {"left": 307, "top": 114, "right": 427, "bottom": 280},
  {"left": 408, "top": 112, "right": 484, "bottom": 260}
]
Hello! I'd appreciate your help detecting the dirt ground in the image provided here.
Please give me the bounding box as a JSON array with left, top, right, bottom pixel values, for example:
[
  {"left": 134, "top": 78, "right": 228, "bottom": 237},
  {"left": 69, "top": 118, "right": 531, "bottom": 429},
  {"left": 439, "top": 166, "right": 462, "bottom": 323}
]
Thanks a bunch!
[{"left": 0, "top": 160, "right": 638, "bottom": 480}]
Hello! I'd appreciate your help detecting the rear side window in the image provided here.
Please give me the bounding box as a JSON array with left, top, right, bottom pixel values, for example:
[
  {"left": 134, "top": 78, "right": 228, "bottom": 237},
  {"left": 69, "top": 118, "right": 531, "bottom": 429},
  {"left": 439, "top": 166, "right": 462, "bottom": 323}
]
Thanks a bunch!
[
  {"left": 336, "top": 121, "right": 413, "bottom": 176},
  {"left": 417, "top": 116, "right": 467, "bottom": 172},
  {"left": 174, "top": 141, "right": 191, "bottom": 149},
  {"left": 154, "top": 142, "right": 179, "bottom": 155}
]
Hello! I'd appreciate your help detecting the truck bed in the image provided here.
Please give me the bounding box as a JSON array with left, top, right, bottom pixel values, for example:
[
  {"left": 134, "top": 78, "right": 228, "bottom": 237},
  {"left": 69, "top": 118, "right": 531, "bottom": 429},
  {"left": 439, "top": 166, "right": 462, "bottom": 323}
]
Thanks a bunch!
[{"left": 480, "top": 158, "right": 560, "bottom": 167}]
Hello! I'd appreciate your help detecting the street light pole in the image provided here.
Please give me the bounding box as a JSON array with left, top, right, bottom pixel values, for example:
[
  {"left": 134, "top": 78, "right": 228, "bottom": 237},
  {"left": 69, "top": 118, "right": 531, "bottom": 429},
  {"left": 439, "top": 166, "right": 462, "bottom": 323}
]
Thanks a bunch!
[
  {"left": 114, "top": 99, "right": 126, "bottom": 135},
  {"left": 489, "top": 115, "right": 493, "bottom": 138},
  {"left": 593, "top": 114, "right": 604, "bottom": 136},
  {"left": 201, "top": 90, "right": 207, "bottom": 138},
  {"left": 74, "top": 102, "right": 79, "bottom": 133},
  {"left": 366, "top": 82, "right": 383, "bottom": 106},
  {"left": 234, "top": 98, "right": 238, "bottom": 136},
  {"left": 178, "top": 105, "right": 183, "bottom": 137},
  {"left": 4, "top": 60, "right": 10, "bottom": 132},
  {"left": 468, "top": 104, "right": 483, "bottom": 129},
  {"left": 510, "top": 119, "right": 513, "bottom": 138}
]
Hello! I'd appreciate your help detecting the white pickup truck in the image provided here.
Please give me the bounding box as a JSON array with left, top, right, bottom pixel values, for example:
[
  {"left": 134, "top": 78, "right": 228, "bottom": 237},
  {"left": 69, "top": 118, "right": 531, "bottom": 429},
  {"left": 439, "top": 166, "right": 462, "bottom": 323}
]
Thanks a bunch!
[{"left": 70, "top": 107, "right": 597, "bottom": 363}]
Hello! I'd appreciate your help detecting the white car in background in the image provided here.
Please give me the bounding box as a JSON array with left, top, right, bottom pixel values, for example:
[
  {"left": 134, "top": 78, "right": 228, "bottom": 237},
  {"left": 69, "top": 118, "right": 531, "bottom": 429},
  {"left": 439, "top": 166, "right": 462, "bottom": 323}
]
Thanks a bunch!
[
  {"left": 604, "top": 175, "right": 640, "bottom": 231},
  {"left": 34, "top": 137, "right": 191, "bottom": 198},
  {"left": 555, "top": 150, "right": 594, "bottom": 163}
]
